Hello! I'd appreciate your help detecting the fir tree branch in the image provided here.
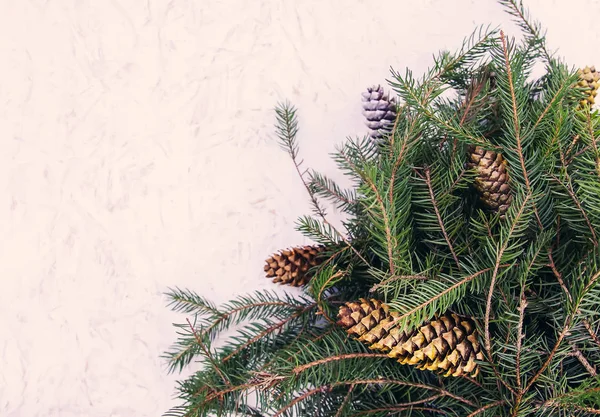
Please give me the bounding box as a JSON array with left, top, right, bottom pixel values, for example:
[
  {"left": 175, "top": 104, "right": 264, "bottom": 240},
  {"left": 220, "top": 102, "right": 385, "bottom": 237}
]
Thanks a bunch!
[
  {"left": 273, "top": 378, "right": 476, "bottom": 416},
  {"left": 540, "top": 386, "right": 600, "bottom": 414},
  {"left": 585, "top": 109, "right": 600, "bottom": 177},
  {"left": 275, "top": 103, "right": 330, "bottom": 222},
  {"left": 525, "top": 269, "right": 600, "bottom": 392},
  {"left": 388, "top": 266, "right": 509, "bottom": 334},
  {"left": 484, "top": 192, "right": 531, "bottom": 362},
  {"left": 549, "top": 173, "right": 599, "bottom": 246},
  {"left": 548, "top": 248, "right": 573, "bottom": 303},
  {"left": 275, "top": 102, "right": 368, "bottom": 265},
  {"left": 338, "top": 150, "right": 398, "bottom": 274},
  {"left": 497, "top": 0, "right": 551, "bottom": 62},
  {"left": 369, "top": 274, "right": 427, "bottom": 293},
  {"left": 166, "top": 287, "right": 223, "bottom": 316},
  {"left": 569, "top": 136, "right": 600, "bottom": 163},
  {"left": 531, "top": 75, "right": 575, "bottom": 133},
  {"left": 359, "top": 395, "right": 444, "bottom": 414},
  {"left": 465, "top": 400, "right": 506, "bottom": 417},
  {"left": 186, "top": 317, "right": 231, "bottom": 387},
  {"left": 165, "top": 294, "right": 307, "bottom": 373},
  {"left": 357, "top": 405, "right": 447, "bottom": 415},
  {"left": 499, "top": 31, "right": 542, "bottom": 228},
  {"left": 424, "top": 167, "right": 461, "bottom": 270},
  {"left": 222, "top": 304, "right": 316, "bottom": 362},
  {"left": 292, "top": 353, "right": 390, "bottom": 375},
  {"left": 314, "top": 268, "right": 346, "bottom": 323}
]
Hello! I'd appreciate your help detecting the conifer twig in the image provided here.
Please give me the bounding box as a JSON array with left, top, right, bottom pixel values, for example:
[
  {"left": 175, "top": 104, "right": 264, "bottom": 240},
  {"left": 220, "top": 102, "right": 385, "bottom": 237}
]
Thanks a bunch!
[
  {"left": 338, "top": 150, "right": 397, "bottom": 274},
  {"left": 275, "top": 103, "right": 369, "bottom": 265},
  {"left": 515, "top": 292, "right": 527, "bottom": 389},
  {"left": 334, "top": 384, "right": 355, "bottom": 417},
  {"left": 424, "top": 167, "right": 461, "bottom": 270},
  {"left": 484, "top": 193, "right": 531, "bottom": 360},
  {"left": 568, "top": 342, "right": 597, "bottom": 376},
  {"left": 186, "top": 318, "right": 231, "bottom": 387},
  {"left": 526, "top": 270, "right": 600, "bottom": 392},
  {"left": 293, "top": 353, "right": 390, "bottom": 375},
  {"left": 499, "top": 31, "right": 542, "bottom": 229},
  {"left": 369, "top": 274, "right": 427, "bottom": 292},
  {"left": 582, "top": 319, "right": 600, "bottom": 349},
  {"left": 465, "top": 400, "right": 506, "bottom": 417},
  {"left": 222, "top": 304, "right": 316, "bottom": 362},
  {"left": 549, "top": 173, "right": 598, "bottom": 246}
]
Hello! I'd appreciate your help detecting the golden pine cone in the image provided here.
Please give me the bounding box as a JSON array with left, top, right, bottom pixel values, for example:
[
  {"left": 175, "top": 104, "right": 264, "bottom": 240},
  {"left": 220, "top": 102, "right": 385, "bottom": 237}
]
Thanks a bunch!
[
  {"left": 467, "top": 146, "right": 513, "bottom": 216},
  {"left": 264, "top": 245, "right": 326, "bottom": 286},
  {"left": 577, "top": 66, "right": 599, "bottom": 108},
  {"left": 337, "top": 300, "right": 484, "bottom": 377},
  {"left": 387, "top": 313, "right": 484, "bottom": 377}
]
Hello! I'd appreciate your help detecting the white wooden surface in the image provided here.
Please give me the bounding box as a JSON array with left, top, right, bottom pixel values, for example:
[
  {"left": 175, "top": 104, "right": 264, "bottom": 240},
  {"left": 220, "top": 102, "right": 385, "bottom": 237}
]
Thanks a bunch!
[{"left": 1, "top": 1, "right": 598, "bottom": 416}]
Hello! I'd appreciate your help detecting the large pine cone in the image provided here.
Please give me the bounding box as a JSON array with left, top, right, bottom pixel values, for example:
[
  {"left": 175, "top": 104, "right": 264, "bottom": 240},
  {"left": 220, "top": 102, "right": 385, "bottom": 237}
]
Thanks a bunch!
[
  {"left": 361, "top": 85, "right": 397, "bottom": 141},
  {"left": 467, "top": 146, "right": 513, "bottom": 217},
  {"left": 337, "top": 299, "right": 484, "bottom": 377},
  {"left": 577, "top": 66, "right": 599, "bottom": 108},
  {"left": 264, "top": 245, "right": 326, "bottom": 286}
]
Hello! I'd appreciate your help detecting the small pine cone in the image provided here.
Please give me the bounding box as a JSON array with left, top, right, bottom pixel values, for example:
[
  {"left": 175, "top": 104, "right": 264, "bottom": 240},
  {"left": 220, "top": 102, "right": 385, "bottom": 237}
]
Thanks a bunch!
[
  {"left": 264, "top": 245, "right": 326, "bottom": 286},
  {"left": 337, "top": 300, "right": 484, "bottom": 377},
  {"left": 361, "top": 85, "right": 397, "bottom": 141},
  {"left": 577, "top": 66, "right": 599, "bottom": 108},
  {"left": 467, "top": 145, "right": 513, "bottom": 216}
]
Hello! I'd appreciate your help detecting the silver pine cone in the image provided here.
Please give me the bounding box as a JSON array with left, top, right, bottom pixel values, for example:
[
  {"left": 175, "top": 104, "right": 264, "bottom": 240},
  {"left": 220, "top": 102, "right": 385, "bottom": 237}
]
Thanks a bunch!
[{"left": 361, "top": 85, "right": 397, "bottom": 141}]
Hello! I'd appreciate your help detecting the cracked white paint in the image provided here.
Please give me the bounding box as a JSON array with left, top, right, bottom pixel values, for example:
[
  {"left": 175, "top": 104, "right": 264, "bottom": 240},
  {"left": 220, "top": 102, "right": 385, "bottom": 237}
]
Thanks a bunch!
[{"left": 0, "top": 1, "right": 598, "bottom": 416}]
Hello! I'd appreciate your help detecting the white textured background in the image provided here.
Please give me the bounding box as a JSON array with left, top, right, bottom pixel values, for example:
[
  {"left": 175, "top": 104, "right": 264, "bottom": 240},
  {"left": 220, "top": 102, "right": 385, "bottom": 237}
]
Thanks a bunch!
[{"left": 1, "top": 1, "right": 598, "bottom": 416}]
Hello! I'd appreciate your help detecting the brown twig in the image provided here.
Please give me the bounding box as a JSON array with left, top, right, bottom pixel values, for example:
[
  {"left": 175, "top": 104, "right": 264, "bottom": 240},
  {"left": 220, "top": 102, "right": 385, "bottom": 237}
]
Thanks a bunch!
[
  {"left": 568, "top": 342, "right": 597, "bottom": 376},
  {"left": 424, "top": 167, "right": 461, "bottom": 270},
  {"left": 568, "top": 136, "right": 600, "bottom": 163},
  {"left": 357, "top": 404, "right": 447, "bottom": 415},
  {"left": 334, "top": 384, "right": 354, "bottom": 417},
  {"left": 465, "top": 400, "right": 506, "bottom": 417},
  {"left": 370, "top": 274, "right": 428, "bottom": 293},
  {"left": 548, "top": 249, "right": 573, "bottom": 303},
  {"left": 515, "top": 292, "right": 528, "bottom": 389},
  {"left": 583, "top": 319, "right": 600, "bottom": 349},
  {"left": 293, "top": 353, "right": 390, "bottom": 375}
]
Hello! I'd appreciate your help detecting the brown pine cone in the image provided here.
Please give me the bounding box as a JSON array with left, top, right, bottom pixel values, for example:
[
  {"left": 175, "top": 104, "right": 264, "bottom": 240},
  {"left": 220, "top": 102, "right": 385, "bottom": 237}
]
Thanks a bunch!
[
  {"left": 264, "top": 245, "right": 327, "bottom": 286},
  {"left": 467, "top": 145, "right": 513, "bottom": 217}
]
